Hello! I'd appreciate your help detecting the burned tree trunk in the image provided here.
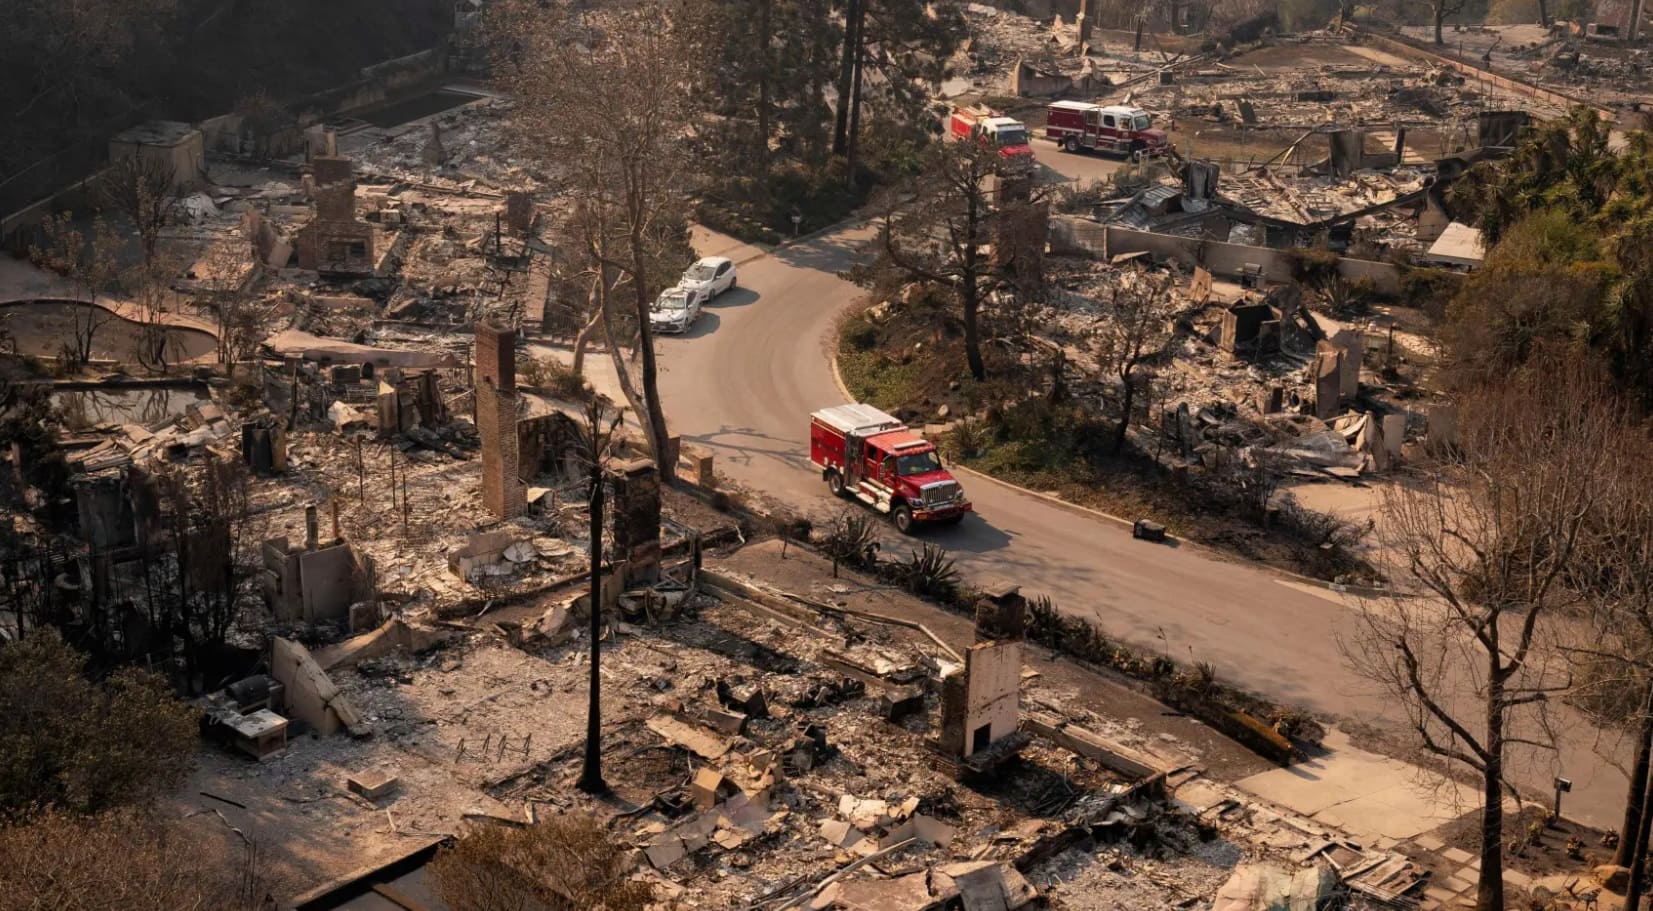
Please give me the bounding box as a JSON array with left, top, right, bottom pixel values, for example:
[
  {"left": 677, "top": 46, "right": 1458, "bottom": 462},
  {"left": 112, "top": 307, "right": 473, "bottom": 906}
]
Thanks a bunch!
[
  {"left": 629, "top": 232, "right": 674, "bottom": 481},
  {"left": 1617, "top": 683, "right": 1653, "bottom": 867},
  {"left": 756, "top": 0, "right": 773, "bottom": 162},
  {"left": 832, "top": 0, "right": 864, "bottom": 157},
  {"left": 570, "top": 281, "right": 604, "bottom": 378},
  {"left": 844, "top": 8, "right": 867, "bottom": 177},
  {"left": 1626, "top": 772, "right": 1653, "bottom": 910},
  {"left": 1114, "top": 368, "right": 1137, "bottom": 454},
  {"left": 961, "top": 273, "right": 985, "bottom": 383},
  {"left": 1476, "top": 676, "right": 1506, "bottom": 911}
]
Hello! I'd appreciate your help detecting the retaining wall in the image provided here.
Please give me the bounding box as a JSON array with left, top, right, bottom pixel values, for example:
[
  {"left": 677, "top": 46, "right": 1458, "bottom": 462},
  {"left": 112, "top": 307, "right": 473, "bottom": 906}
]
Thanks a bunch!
[{"left": 1051, "top": 215, "right": 1450, "bottom": 298}]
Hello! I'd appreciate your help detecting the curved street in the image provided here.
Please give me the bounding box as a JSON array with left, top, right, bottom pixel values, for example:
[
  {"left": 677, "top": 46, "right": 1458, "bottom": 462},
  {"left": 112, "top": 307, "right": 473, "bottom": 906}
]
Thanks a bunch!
[{"left": 570, "top": 144, "right": 1628, "bottom": 829}]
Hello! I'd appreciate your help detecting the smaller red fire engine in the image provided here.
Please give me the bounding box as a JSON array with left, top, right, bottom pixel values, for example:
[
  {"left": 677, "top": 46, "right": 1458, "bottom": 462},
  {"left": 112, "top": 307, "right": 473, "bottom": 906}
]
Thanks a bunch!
[
  {"left": 946, "top": 104, "right": 1036, "bottom": 175},
  {"left": 1044, "top": 101, "right": 1169, "bottom": 157},
  {"left": 810, "top": 403, "right": 972, "bottom": 534}
]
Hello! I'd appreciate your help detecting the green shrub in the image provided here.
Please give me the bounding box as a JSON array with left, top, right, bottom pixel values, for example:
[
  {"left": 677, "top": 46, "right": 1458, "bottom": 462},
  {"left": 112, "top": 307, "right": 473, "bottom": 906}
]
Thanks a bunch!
[
  {"left": 844, "top": 319, "right": 880, "bottom": 352},
  {"left": 1280, "top": 246, "right": 1341, "bottom": 284},
  {"left": 517, "top": 355, "right": 592, "bottom": 402},
  {"left": 0, "top": 634, "right": 197, "bottom": 818},
  {"left": 944, "top": 418, "right": 985, "bottom": 460},
  {"left": 837, "top": 349, "right": 921, "bottom": 412},
  {"left": 1399, "top": 266, "right": 1460, "bottom": 318}
]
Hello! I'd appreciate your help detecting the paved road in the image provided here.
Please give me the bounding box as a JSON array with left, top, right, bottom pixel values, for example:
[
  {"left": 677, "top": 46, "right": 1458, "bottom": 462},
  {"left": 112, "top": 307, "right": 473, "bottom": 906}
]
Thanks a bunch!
[
  {"left": 569, "top": 145, "right": 1629, "bottom": 828},
  {"left": 1031, "top": 139, "right": 1130, "bottom": 190}
]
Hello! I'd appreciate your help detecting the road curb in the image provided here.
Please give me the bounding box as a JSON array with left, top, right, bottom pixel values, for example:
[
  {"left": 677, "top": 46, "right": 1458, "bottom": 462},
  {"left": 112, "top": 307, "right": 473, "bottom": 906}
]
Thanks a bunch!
[
  {"left": 829, "top": 350, "right": 1397, "bottom": 600},
  {"left": 829, "top": 347, "right": 856, "bottom": 406}
]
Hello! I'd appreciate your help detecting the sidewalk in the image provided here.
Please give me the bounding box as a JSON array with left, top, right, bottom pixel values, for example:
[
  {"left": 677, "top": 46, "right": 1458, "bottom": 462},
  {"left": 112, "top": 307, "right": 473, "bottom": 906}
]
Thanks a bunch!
[
  {"left": 1237, "top": 728, "right": 1477, "bottom": 850},
  {"left": 690, "top": 224, "right": 771, "bottom": 267}
]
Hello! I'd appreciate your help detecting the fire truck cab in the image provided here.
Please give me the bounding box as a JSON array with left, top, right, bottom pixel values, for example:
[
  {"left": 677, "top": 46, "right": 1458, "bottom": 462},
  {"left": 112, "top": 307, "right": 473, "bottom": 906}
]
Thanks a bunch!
[
  {"left": 1045, "top": 101, "right": 1169, "bottom": 157},
  {"left": 946, "top": 105, "right": 1036, "bottom": 176},
  {"left": 809, "top": 403, "right": 972, "bottom": 534}
]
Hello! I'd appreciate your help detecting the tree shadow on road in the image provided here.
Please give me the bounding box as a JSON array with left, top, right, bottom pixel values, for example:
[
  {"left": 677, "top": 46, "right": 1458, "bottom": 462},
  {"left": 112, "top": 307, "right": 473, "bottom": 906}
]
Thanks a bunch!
[
  {"left": 682, "top": 426, "right": 813, "bottom": 473},
  {"left": 769, "top": 229, "right": 869, "bottom": 277}
]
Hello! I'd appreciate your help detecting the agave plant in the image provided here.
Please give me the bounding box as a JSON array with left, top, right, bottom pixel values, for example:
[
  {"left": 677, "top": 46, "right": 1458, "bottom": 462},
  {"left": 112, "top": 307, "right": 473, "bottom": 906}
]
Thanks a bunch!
[
  {"left": 819, "top": 512, "right": 879, "bottom": 570},
  {"left": 893, "top": 544, "right": 959, "bottom": 601}
]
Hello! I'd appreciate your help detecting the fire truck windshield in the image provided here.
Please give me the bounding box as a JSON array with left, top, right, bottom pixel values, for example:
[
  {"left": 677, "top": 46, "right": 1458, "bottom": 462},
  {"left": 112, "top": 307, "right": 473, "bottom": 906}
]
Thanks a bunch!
[
  {"left": 895, "top": 450, "right": 942, "bottom": 476},
  {"left": 994, "top": 127, "right": 1028, "bottom": 147},
  {"left": 1132, "top": 114, "right": 1152, "bottom": 131}
]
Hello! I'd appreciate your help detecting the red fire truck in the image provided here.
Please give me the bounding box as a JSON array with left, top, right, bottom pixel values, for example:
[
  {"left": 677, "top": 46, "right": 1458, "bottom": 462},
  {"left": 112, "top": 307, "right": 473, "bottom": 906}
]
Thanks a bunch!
[
  {"left": 1044, "top": 101, "right": 1169, "bottom": 157},
  {"left": 946, "top": 104, "right": 1036, "bottom": 175},
  {"left": 810, "top": 403, "right": 972, "bottom": 533}
]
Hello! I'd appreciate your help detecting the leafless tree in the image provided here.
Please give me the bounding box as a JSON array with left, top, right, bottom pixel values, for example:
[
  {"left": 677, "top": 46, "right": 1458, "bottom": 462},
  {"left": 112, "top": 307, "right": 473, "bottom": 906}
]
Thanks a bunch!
[
  {"left": 1341, "top": 359, "right": 1625, "bottom": 911},
  {"left": 1090, "top": 269, "right": 1177, "bottom": 455},
  {"left": 194, "top": 234, "right": 276, "bottom": 371},
  {"left": 1431, "top": 0, "right": 1468, "bottom": 44},
  {"left": 489, "top": 0, "right": 701, "bottom": 480},
  {"left": 566, "top": 278, "right": 604, "bottom": 380},
  {"left": 100, "top": 153, "right": 178, "bottom": 265},
  {"left": 877, "top": 141, "right": 1040, "bottom": 381},
  {"left": 30, "top": 212, "right": 120, "bottom": 369},
  {"left": 124, "top": 251, "right": 186, "bottom": 373},
  {"left": 430, "top": 814, "right": 653, "bottom": 911},
  {"left": 230, "top": 91, "right": 295, "bottom": 162},
  {"left": 146, "top": 454, "right": 255, "bottom": 693}
]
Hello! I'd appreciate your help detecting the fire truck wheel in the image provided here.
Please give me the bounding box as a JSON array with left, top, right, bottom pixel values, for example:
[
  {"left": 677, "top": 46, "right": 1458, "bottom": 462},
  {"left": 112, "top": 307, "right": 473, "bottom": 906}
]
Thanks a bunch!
[
  {"left": 826, "top": 470, "right": 846, "bottom": 497},
  {"left": 892, "top": 504, "right": 916, "bottom": 535},
  {"left": 1062, "top": 136, "right": 1078, "bottom": 153}
]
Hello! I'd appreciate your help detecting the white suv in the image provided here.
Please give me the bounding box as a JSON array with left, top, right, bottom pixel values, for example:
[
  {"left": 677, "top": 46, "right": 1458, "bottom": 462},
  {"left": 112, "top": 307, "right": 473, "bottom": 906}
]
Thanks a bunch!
[{"left": 678, "top": 256, "right": 737, "bottom": 299}]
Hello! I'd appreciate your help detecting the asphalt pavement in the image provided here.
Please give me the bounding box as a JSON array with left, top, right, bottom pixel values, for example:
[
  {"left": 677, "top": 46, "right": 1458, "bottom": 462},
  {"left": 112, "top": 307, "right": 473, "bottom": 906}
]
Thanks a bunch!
[{"left": 551, "top": 144, "right": 1630, "bottom": 829}]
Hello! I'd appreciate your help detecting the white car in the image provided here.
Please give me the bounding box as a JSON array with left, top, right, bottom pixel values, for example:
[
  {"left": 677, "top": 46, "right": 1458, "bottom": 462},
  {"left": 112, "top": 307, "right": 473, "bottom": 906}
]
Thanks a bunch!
[
  {"left": 649, "top": 287, "right": 704, "bottom": 334},
  {"left": 678, "top": 256, "right": 737, "bottom": 299}
]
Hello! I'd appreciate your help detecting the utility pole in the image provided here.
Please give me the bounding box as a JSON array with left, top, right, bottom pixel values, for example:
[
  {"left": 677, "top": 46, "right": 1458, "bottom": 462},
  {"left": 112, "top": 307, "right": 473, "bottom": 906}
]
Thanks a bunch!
[
  {"left": 388, "top": 448, "right": 400, "bottom": 536},
  {"left": 576, "top": 456, "right": 608, "bottom": 794}
]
